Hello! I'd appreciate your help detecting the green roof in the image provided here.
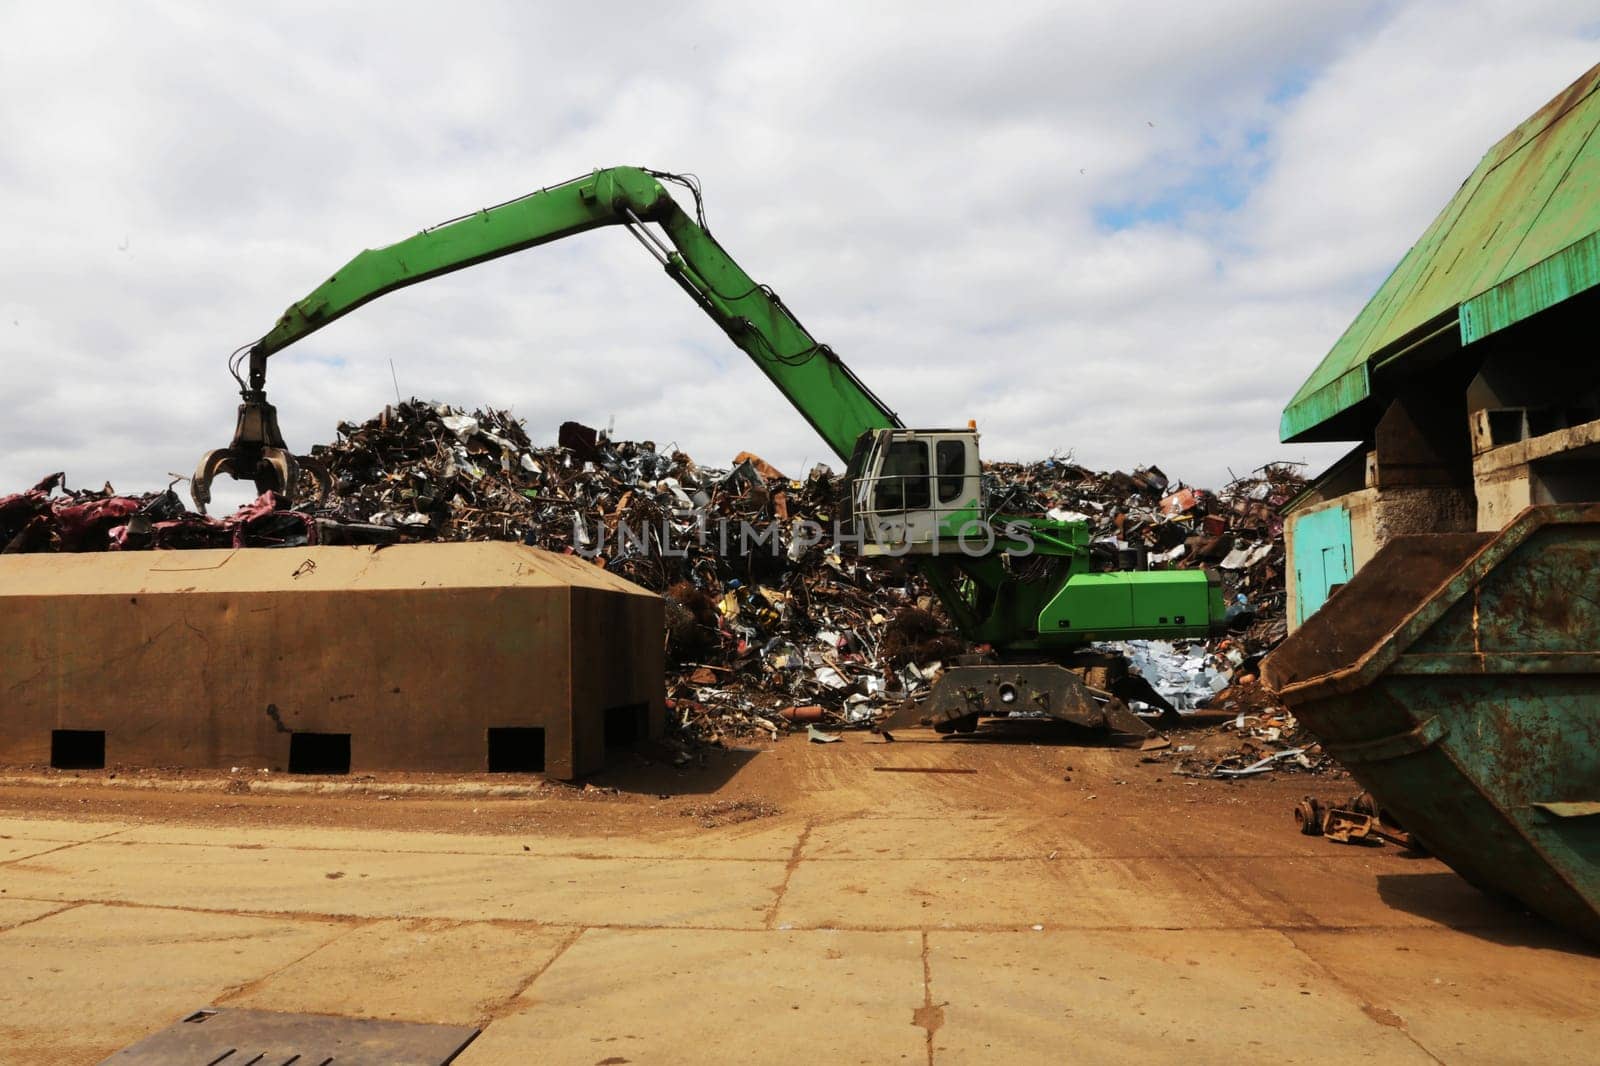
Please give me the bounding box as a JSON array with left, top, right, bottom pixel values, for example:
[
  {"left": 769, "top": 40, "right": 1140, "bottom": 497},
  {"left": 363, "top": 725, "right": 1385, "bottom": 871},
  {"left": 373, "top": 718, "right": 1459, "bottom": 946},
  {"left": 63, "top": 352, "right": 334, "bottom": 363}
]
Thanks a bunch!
[{"left": 1282, "top": 63, "right": 1600, "bottom": 443}]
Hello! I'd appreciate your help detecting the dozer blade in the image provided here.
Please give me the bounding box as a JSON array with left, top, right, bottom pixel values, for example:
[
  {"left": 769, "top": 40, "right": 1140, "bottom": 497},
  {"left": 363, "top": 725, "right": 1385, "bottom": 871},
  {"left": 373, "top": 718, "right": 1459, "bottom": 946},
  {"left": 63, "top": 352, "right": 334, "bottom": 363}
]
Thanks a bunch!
[{"left": 882, "top": 663, "right": 1158, "bottom": 742}]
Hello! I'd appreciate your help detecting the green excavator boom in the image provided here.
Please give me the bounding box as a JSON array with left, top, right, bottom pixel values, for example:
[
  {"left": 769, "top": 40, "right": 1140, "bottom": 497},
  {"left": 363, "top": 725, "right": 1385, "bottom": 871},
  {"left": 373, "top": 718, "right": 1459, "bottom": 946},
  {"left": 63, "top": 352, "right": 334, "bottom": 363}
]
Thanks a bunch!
[{"left": 242, "top": 166, "right": 898, "bottom": 462}]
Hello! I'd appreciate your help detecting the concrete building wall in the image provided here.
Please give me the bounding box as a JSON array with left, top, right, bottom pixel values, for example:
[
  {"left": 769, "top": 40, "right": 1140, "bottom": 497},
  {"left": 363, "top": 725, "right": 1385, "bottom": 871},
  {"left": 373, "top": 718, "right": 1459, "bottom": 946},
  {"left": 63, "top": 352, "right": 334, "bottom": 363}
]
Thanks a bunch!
[
  {"left": 1285, "top": 387, "right": 1479, "bottom": 631},
  {"left": 1473, "top": 417, "right": 1600, "bottom": 531},
  {"left": 0, "top": 542, "right": 663, "bottom": 779},
  {"left": 1285, "top": 483, "right": 1476, "bottom": 631}
]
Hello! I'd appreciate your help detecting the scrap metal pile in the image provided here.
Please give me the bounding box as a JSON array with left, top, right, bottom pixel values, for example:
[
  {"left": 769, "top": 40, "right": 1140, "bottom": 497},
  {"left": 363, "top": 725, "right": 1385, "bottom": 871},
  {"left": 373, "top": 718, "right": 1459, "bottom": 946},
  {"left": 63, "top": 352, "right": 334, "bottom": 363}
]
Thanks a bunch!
[
  {"left": 1153, "top": 678, "right": 1341, "bottom": 779},
  {"left": 0, "top": 401, "right": 1317, "bottom": 760}
]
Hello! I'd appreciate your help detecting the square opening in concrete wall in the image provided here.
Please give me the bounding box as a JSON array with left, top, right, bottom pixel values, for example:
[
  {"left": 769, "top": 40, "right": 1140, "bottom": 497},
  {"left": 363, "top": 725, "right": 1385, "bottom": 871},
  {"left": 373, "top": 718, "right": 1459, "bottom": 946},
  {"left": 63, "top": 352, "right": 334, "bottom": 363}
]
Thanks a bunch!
[
  {"left": 289, "top": 732, "right": 351, "bottom": 775},
  {"left": 51, "top": 729, "right": 104, "bottom": 770},
  {"left": 605, "top": 703, "right": 648, "bottom": 749},
  {"left": 487, "top": 727, "right": 545, "bottom": 773}
]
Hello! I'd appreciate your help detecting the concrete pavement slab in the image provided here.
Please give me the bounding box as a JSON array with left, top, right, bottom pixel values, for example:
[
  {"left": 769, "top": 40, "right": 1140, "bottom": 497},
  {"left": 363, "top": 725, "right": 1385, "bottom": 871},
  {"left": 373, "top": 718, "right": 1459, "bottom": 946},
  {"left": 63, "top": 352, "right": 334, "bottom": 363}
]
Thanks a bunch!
[
  {"left": 455, "top": 928, "right": 925, "bottom": 1065},
  {"left": 928, "top": 929, "right": 1436, "bottom": 1065},
  {"left": 776, "top": 856, "right": 1252, "bottom": 931},
  {"left": 0, "top": 841, "right": 782, "bottom": 928},
  {"left": 804, "top": 814, "right": 1099, "bottom": 860},
  {"left": 0, "top": 816, "right": 134, "bottom": 841},
  {"left": 0, "top": 898, "right": 72, "bottom": 930},
  {"left": 0, "top": 836, "right": 74, "bottom": 863},
  {"left": 223, "top": 919, "right": 574, "bottom": 1025},
  {"left": 109, "top": 818, "right": 802, "bottom": 861},
  {"left": 0, "top": 816, "right": 131, "bottom": 866},
  {"left": 1289, "top": 926, "right": 1600, "bottom": 1066},
  {"left": 0, "top": 903, "right": 344, "bottom": 1065},
  {"left": 1214, "top": 858, "right": 1532, "bottom": 930}
]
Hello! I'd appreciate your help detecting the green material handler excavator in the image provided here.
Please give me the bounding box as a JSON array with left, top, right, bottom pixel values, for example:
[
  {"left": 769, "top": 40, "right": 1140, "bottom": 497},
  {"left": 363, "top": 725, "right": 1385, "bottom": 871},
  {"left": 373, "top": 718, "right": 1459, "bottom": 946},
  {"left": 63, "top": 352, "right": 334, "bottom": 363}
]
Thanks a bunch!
[{"left": 194, "top": 166, "right": 1228, "bottom": 739}]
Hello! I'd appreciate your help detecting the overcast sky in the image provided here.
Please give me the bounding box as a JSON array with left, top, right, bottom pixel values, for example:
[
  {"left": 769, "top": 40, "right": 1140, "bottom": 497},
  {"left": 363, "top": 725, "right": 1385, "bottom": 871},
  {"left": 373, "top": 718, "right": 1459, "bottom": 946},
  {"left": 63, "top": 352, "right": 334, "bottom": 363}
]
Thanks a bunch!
[{"left": 2, "top": 2, "right": 1596, "bottom": 508}]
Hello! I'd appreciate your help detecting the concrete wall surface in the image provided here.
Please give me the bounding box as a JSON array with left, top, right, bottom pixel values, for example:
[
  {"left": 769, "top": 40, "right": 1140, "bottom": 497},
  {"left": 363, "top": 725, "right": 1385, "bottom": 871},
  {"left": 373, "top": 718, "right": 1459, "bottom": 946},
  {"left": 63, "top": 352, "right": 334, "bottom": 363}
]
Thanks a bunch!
[{"left": 0, "top": 542, "right": 663, "bottom": 779}]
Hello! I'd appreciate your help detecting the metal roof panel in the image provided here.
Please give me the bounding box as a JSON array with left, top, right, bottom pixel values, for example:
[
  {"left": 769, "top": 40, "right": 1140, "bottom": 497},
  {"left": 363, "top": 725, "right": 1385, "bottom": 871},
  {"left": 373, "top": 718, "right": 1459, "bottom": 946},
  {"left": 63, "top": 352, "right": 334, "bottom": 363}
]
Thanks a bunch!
[{"left": 1283, "top": 63, "right": 1600, "bottom": 442}]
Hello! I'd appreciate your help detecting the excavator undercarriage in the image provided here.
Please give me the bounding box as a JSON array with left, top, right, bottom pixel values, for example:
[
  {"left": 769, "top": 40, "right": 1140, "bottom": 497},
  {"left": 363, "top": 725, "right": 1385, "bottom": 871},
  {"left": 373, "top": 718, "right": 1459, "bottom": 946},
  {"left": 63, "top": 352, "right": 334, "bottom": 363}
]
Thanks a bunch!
[{"left": 884, "top": 651, "right": 1181, "bottom": 741}]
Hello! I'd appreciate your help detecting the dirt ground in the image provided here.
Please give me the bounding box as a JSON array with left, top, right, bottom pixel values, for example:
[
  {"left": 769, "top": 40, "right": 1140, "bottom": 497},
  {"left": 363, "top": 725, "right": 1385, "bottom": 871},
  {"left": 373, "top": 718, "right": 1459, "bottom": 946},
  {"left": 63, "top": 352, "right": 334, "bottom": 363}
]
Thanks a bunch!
[{"left": 0, "top": 724, "right": 1596, "bottom": 1064}]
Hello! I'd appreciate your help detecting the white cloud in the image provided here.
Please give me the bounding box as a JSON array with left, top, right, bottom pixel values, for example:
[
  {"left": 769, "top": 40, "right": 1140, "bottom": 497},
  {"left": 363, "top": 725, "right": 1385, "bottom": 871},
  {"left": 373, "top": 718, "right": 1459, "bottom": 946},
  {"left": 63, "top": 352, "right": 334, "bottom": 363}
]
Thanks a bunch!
[{"left": 0, "top": 0, "right": 1595, "bottom": 500}]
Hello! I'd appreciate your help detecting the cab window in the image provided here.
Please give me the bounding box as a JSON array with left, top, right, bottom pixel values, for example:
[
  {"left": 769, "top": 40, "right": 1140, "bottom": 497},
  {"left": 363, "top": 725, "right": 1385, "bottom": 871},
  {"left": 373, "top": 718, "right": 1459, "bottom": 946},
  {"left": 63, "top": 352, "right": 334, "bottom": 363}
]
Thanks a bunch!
[{"left": 874, "top": 440, "right": 930, "bottom": 511}]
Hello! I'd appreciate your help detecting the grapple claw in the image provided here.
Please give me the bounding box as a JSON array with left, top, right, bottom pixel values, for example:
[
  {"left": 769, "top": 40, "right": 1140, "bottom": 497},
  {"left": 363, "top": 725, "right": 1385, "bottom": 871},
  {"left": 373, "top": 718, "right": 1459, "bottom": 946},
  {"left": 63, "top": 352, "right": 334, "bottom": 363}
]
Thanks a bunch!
[{"left": 190, "top": 391, "right": 326, "bottom": 514}]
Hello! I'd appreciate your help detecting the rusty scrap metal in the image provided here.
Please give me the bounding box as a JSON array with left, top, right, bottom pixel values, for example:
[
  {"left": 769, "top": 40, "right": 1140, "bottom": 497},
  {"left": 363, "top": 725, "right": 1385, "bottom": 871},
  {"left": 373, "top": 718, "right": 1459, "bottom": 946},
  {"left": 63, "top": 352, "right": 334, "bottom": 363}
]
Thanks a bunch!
[{"left": 1295, "top": 793, "right": 1418, "bottom": 849}]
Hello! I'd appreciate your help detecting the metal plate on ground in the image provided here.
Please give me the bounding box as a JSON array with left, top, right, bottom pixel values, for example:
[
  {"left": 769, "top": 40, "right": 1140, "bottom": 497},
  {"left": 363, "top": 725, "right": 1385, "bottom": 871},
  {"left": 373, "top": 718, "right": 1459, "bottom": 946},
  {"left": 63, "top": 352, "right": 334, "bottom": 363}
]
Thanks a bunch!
[{"left": 100, "top": 1007, "right": 479, "bottom": 1064}]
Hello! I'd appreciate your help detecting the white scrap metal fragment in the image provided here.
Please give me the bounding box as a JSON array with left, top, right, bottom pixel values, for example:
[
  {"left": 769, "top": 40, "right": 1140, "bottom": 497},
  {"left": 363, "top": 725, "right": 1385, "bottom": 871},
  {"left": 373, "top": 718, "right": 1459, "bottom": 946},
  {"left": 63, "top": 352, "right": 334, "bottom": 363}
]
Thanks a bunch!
[
  {"left": 1150, "top": 543, "right": 1187, "bottom": 564},
  {"left": 440, "top": 414, "right": 479, "bottom": 438},
  {"left": 897, "top": 660, "right": 942, "bottom": 693},
  {"left": 813, "top": 666, "right": 850, "bottom": 689},
  {"left": 1213, "top": 748, "right": 1306, "bottom": 777},
  {"left": 481, "top": 430, "right": 518, "bottom": 452},
  {"left": 656, "top": 477, "right": 694, "bottom": 508},
  {"left": 1103, "top": 639, "right": 1232, "bottom": 711},
  {"left": 1220, "top": 545, "right": 1253, "bottom": 570},
  {"left": 843, "top": 693, "right": 875, "bottom": 723}
]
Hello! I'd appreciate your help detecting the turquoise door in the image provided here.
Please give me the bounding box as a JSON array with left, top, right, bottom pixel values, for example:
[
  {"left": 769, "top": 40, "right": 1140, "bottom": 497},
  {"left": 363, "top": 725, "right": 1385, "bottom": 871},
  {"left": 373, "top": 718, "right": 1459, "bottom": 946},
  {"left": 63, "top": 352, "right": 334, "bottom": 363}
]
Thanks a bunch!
[{"left": 1291, "top": 505, "right": 1354, "bottom": 627}]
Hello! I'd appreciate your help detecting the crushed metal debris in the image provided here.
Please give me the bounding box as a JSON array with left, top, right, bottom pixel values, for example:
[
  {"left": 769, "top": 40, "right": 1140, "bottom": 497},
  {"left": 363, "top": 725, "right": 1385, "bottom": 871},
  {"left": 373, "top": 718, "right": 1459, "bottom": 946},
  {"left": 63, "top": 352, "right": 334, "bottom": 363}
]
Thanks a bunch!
[{"left": 1150, "top": 680, "right": 1342, "bottom": 779}]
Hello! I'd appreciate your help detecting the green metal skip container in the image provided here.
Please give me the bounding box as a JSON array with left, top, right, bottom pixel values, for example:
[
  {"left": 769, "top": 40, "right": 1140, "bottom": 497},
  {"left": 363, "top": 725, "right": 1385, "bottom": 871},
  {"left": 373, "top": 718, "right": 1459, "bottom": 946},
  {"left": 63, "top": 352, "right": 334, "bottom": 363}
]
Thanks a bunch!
[{"left": 1262, "top": 504, "right": 1600, "bottom": 943}]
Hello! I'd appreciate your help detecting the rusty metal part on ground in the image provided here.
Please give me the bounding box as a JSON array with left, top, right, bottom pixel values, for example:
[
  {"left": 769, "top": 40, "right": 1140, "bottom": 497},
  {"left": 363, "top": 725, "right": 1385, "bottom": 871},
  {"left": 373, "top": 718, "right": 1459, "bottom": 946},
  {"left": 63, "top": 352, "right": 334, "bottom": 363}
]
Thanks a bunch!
[{"left": 1295, "top": 794, "right": 1417, "bottom": 849}]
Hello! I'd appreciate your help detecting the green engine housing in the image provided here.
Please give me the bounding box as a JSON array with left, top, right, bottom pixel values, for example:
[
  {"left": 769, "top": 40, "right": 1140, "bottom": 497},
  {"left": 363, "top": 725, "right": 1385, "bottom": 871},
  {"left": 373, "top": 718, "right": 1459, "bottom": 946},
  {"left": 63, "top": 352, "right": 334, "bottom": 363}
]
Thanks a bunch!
[{"left": 1037, "top": 569, "right": 1223, "bottom": 643}]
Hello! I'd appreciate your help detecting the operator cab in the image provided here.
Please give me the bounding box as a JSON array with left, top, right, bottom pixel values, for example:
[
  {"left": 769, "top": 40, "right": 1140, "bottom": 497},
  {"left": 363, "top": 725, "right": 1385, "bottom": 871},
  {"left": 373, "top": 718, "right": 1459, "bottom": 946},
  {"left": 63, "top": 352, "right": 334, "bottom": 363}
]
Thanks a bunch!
[{"left": 848, "top": 427, "right": 985, "bottom": 555}]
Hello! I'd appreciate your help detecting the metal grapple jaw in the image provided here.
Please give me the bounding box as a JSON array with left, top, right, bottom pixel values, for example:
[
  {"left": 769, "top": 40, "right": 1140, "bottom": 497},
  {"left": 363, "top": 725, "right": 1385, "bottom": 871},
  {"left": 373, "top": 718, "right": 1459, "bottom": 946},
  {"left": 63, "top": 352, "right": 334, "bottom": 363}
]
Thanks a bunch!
[{"left": 191, "top": 391, "right": 329, "bottom": 514}]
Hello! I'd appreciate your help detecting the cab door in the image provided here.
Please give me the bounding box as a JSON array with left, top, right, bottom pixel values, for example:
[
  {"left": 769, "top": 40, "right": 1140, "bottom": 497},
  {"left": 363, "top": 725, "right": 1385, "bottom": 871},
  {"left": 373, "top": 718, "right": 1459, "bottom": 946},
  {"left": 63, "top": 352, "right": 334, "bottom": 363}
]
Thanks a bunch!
[
  {"left": 930, "top": 434, "right": 982, "bottom": 539},
  {"left": 868, "top": 436, "right": 937, "bottom": 547}
]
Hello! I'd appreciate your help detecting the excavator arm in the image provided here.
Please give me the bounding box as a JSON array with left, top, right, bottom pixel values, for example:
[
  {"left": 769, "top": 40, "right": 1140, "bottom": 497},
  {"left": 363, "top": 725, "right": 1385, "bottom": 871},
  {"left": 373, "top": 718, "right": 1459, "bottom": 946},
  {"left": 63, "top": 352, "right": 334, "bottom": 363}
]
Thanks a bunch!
[{"left": 196, "top": 166, "right": 899, "bottom": 509}]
